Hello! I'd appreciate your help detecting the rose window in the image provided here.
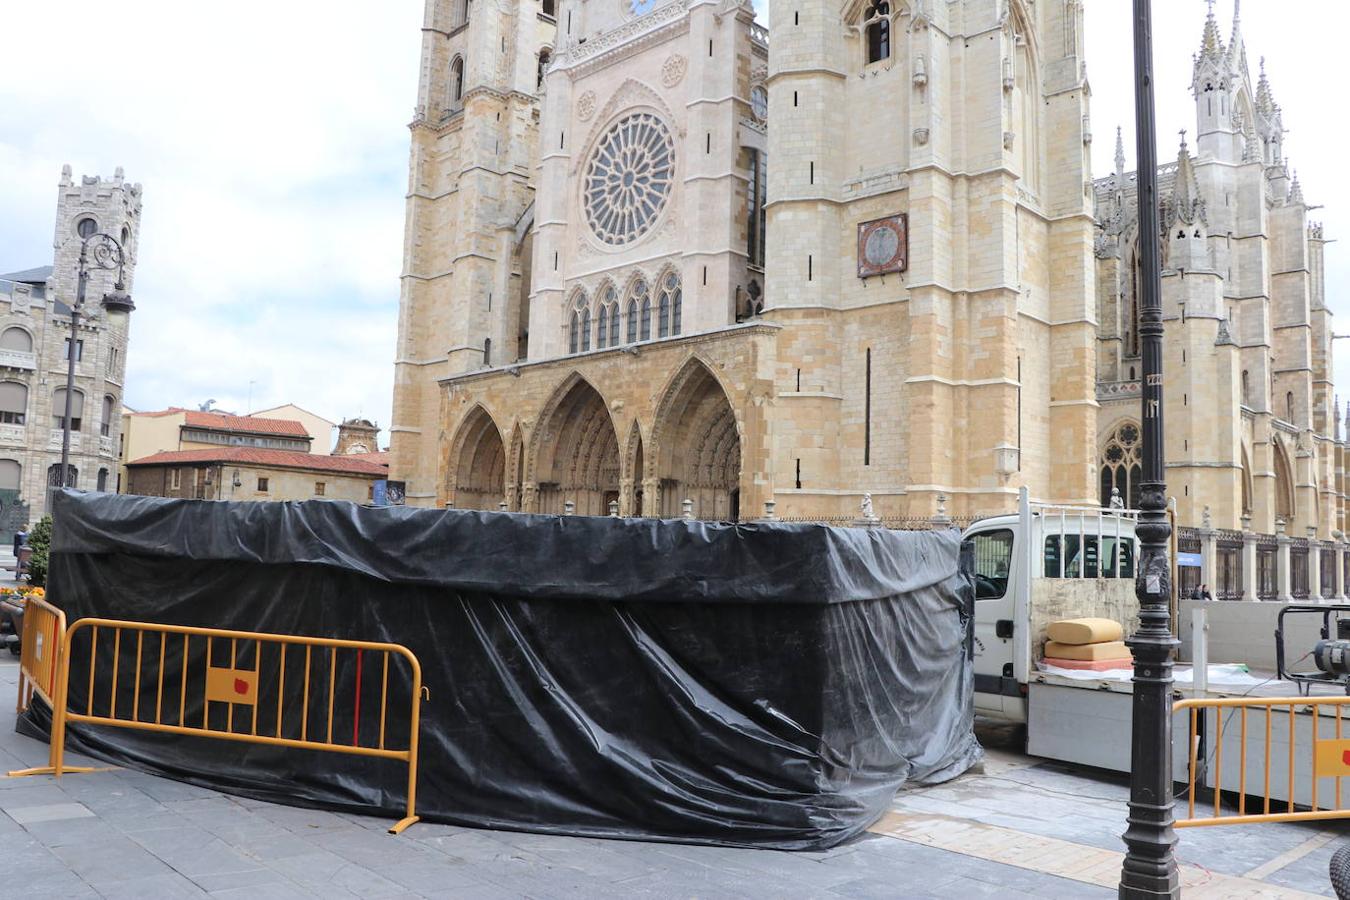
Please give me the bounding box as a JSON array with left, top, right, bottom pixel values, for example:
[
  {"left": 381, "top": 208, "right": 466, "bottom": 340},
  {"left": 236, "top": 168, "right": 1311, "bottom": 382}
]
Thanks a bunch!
[{"left": 583, "top": 113, "right": 675, "bottom": 246}]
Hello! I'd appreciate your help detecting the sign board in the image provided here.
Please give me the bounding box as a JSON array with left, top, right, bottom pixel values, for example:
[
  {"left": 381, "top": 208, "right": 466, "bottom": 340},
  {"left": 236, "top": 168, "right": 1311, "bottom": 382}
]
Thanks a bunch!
[{"left": 1177, "top": 552, "right": 1203, "bottom": 568}]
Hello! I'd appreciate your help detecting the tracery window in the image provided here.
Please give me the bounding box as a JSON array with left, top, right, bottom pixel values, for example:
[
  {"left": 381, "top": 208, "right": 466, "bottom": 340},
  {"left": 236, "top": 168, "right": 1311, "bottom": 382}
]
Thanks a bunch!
[
  {"left": 863, "top": 0, "right": 890, "bottom": 65},
  {"left": 633, "top": 279, "right": 652, "bottom": 340},
  {"left": 583, "top": 113, "right": 675, "bottom": 246},
  {"left": 604, "top": 286, "right": 620, "bottom": 347},
  {"left": 1099, "top": 422, "right": 1142, "bottom": 509},
  {"left": 597, "top": 304, "right": 609, "bottom": 349},
  {"left": 656, "top": 272, "right": 681, "bottom": 337},
  {"left": 626, "top": 298, "right": 638, "bottom": 343},
  {"left": 568, "top": 291, "right": 588, "bottom": 354}
]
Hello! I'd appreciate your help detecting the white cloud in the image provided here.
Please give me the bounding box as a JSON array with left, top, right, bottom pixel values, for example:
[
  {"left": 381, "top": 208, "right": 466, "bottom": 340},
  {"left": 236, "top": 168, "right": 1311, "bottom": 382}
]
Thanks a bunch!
[{"left": 3, "top": 0, "right": 1346, "bottom": 449}]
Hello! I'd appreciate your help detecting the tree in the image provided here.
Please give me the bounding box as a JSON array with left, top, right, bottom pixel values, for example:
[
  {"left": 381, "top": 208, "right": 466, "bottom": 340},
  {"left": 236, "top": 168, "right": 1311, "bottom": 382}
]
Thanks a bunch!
[{"left": 25, "top": 515, "right": 52, "bottom": 588}]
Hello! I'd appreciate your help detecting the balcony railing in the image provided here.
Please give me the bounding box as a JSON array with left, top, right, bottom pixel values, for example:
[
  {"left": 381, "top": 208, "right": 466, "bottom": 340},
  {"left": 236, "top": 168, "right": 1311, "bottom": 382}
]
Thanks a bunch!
[
  {"left": 49, "top": 430, "right": 81, "bottom": 450},
  {"left": 0, "top": 349, "right": 36, "bottom": 371},
  {"left": 99, "top": 435, "right": 115, "bottom": 457},
  {"left": 0, "top": 424, "right": 24, "bottom": 446}
]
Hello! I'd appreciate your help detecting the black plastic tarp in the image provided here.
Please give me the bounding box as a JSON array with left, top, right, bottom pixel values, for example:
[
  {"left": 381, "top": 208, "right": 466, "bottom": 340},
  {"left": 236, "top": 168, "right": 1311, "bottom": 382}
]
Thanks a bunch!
[{"left": 23, "top": 489, "right": 980, "bottom": 849}]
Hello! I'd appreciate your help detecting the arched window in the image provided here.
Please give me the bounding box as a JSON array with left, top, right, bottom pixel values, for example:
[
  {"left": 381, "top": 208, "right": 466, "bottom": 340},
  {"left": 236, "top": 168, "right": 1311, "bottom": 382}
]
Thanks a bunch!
[
  {"left": 47, "top": 462, "right": 76, "bottom": 491},
  {"left": 667, "top": 273, "right": 682, "bottom": 335},
  {"left": 597, "top": 304, "right": 609, "bottom": 349},
  {"left": 453, "top": 0, "right": 471, "bottom": 28},
  {"left": 0, "top": 383, "right": 26, "bottom": 426},
  {"left": 96, "top": 468, "right": 108, "bottom": 492},
  {"left": 569, "top": 311, "right": 580, "bottom": 354},
  {"left": 626, "top": 299, "right": 638, "bottom": 343},
  {"left": 100, "top": 395, "right": 115, "bottom": 437},
  {"left": 537, "top": 49, "right": 551, "bottom": 89},
  {"left": 606, "top": 287, "right": 620, "bottom": 346},
  {"left": 450, "top": 56, "right": 465, "bottom": 107},
  {"left": 580, "top": 308, "right": 592, "bottom": 352},
  {"left": 52, "top": 388, "right": 84, "bottom": 432},
  {"left": 568, "top": 291, "right": 588, "bottom": 354},
  {"left": 658, "top": 285, "right": 670, "bottom": 338},
  {"left": 635, "top": 279, "right": 652, "bottom": 341},
  {"left": 1286, "top": 391, "right": 1295, "bottom": 423},
  {"left": 1099, "top": 422, "right": 1142, "bottom": 509},
  {"left": 0, "top": 460, "right": 19, "bottom": 491},
  {"left": 0, "top": 328, "right": 32, "bottom": 354},
  {"left": 863, "top": 0, "right": 890, "bottom": 65},
  {"left": 1274, "top": 440, "right": 1295, "bottom": 522},
  {"left": 1241, "top": 370, "right": 1250, "bottom": 406}
]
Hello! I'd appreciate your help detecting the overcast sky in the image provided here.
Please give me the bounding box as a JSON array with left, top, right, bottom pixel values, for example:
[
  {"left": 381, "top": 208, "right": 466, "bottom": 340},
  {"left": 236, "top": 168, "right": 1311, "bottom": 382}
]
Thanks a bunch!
[{"left": 2, "top": 1, "right": 1347, "bottom": 446}]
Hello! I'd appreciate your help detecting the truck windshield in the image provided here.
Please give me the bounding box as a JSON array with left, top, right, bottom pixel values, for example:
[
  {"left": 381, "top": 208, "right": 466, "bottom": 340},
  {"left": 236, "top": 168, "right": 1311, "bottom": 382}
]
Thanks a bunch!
[{"left": 971, "top": 529, "right": 1013, "bottom": 599}]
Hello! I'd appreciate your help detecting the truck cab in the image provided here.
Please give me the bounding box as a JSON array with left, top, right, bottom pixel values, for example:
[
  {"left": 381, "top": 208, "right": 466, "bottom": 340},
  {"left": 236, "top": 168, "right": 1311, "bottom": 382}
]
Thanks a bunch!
[{"left": 965, "top": 488, "right": 1139, "bottom": 722}]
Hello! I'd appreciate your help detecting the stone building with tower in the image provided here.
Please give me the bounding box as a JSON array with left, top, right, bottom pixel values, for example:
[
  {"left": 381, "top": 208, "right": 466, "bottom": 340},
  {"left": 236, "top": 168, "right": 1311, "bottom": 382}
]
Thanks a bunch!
[
  {"left": 1094, "top": 2, "right": 1344, "bottom": 543},
  {"left": 0, "top": 166, "right": 139, "bottom": 529},
  {"left": 390, "top": 0, "right": 1098, "bottom": 521}
]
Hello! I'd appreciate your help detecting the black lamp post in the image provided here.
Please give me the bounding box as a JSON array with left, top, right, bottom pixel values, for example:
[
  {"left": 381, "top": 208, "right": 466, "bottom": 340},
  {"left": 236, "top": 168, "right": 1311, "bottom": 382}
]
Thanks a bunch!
[
  {"left": 1119, "top": 0, "right": 1179, "bottom": 897},
  {"left": 59, "top": 232, "right": 134, "bottom": 493}
]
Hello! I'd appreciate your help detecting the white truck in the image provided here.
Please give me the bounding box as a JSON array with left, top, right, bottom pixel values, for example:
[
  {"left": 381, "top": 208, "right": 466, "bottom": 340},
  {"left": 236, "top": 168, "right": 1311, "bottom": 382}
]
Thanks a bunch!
[{"left": 966, "top": 488, "right": 1147, "bottom": 771}]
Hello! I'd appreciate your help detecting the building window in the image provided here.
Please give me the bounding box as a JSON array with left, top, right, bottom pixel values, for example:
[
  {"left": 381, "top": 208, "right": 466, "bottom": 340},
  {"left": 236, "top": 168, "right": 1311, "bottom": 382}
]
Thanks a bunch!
[
  {"left": 626, "top": 298, "right": 638, "bottom": 343},
  {"left": 597, "top": 304, "right": 609, "bottom": 349},
  {"left": 450, "top": 56, "right": 465, "bottom": 106},
  {"left": 63, "top": 338, "right": 84, "bottom": 361},
  {"left": 656, "top": 272, "right": 681, "bottom": 337},
  {"left": 52, "top": 387, "right": 84, "bottom": 432},
  {"left": 96, "top": 468, "right": 108, "bottom": 492},
  {"left": 1241, "top": 369, "right": 1250, "bottom": 406},
  {"left": 368, "top": 482, "right": 375, "bottom": 501},
  {"left": 751, "top": 85, "right": 768, "bottom": 122},
  {"left": 0, "top": 327, "right": 32, "bottom": 354},
  {"left": 0, "top": 383, "right": 26, "bottom": 426},
  {"left": 1286, "top": 391, "right": 1295, "bottom": 423},
  {"left": 75, "top": 217, "right": 98, "bottom": 239},
  {"left": 568, "top": 290, "right": 588, "bottom": 354},
  {"left": 582, "top": 113, "right": 675, "bottom": 247},
  {"left": 746, "top": 149, "right": 767, "bottom": 268},
  {"left": 100, "top": 395, "right": 115, "bottom": 437},
  {"left": 0, "top": 460, "right": 19, "bottom": 491},
  {"left": 542, "top": 0, "right": 555, "bottom": 15},
  {"left": 863, "top": 0, "right": 890, "bottom": 65},
  {"left": 1099, "top": 421, "right": 1142, "bottom": 509},
  {"left": 606, "top": 288, "right": 620, "bottom": 346},
  {"left": 315, "top": 481, "right": 326, "bottom": 496},
  {"left": 257, "top": 477, "right": 269, "bottom": 492},
  {"left": 483, "top": 337, "right": 491, "bottom": 366},
  {"left": 170, "top": 469, "right": 182, "bottom": 491}
]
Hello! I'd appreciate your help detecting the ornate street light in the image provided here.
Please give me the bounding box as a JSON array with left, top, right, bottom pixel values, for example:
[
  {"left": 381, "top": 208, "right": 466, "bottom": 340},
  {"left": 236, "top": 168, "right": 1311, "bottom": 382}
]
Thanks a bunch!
[
  {"left": 58, "top": 232, "right": 135, "bottom": 493},
  {"left": 1119, "top": 0, "right": 1179, "bottom": 897}
]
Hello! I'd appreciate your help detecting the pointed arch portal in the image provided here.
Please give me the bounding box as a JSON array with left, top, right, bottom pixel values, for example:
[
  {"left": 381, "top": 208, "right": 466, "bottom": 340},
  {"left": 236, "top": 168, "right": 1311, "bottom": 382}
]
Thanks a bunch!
[
  {"left": 449, "top": 406, "right": 506, "bottom": 510},
  {"left": 653, "top": 360, "right": 741, "bottom": 521},
  {"left": 533, "top": 377, "right": 621, "bottom": 516}
]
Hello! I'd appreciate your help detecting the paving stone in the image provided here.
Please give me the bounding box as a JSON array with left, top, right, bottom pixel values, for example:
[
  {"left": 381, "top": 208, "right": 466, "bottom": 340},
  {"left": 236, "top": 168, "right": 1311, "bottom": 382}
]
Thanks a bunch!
[
  {"left": 52, "top": 832, "right": 175, "bottom": 883},
  {"left": 15, "top": 867, "right": 101, "bottom": 899},
  {"left": 3, "top": 800, "right": 95, "bottom": 824},
  {"left": 20, "top": 812, "right": 123, "bottom": 847},
  {"left": 191, "top": 867, "right": 296, "bottom": 893},
  {"left": 130, "top": 827, "right": 261, "bottom": 877},
  {"left": 264, "top": 850, "right": 409, "bottom": 897},
  {"left": 94, "top": 870, "right": 210, "bottom": 898},
  {"left": 208, "top": 882, "right": 318, "bottom": 899}
]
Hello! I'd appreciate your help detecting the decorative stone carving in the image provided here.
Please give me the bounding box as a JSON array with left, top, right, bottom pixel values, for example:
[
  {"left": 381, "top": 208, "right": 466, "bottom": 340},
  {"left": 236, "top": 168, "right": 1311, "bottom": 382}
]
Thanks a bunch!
[
  {"left": 912, "top": 127, "right": 929, "bottom": 146},
  {"left": 661, "top": 54, "right": 687, "bottom": 88},
  {"left": 1003, "top": 131, "right": 1015, "bottom": 150},
  {"left": 577, "top": 90, "right": 597, "bottom": 122}
]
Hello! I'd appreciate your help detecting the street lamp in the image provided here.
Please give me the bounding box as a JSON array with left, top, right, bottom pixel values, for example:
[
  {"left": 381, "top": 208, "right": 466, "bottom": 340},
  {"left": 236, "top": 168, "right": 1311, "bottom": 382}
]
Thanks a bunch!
[
  {"left": 1119, "top": 0, "right": 1180, "bottom": 897},
  {"left": 58, "top": 232, "right": 134, "bottom": 493}
]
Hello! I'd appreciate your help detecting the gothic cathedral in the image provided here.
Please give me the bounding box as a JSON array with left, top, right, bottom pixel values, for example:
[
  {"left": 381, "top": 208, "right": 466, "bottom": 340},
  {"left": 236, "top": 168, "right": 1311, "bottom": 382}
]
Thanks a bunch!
[{"left": 389, "top": 0, "right": 1098, "bottom": 522}]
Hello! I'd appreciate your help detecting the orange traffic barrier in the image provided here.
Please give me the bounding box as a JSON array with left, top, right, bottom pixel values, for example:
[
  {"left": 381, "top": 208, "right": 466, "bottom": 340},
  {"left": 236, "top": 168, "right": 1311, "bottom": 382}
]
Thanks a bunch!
[
  {"left": 13, "top": 616, "right": 426, "bottom": 835},
  {"left": 1175, "top": 695, "right": 1350, "bottom": 828},
  {"left": 14, "top": 596, "right": 65, "bottom": 717}
]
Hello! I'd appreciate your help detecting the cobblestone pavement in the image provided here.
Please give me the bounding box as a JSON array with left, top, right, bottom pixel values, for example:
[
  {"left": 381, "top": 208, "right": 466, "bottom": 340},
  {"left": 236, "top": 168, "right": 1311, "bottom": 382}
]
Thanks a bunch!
[{"left": 0, "top": 653, "right": 1340, "bottom": 899}]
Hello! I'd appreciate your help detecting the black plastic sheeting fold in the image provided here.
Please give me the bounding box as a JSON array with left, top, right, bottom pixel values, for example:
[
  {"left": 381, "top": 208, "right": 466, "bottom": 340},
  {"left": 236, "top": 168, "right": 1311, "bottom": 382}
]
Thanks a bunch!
[{"left": 23, "top": 490, "right": 981, "bottom": 850}]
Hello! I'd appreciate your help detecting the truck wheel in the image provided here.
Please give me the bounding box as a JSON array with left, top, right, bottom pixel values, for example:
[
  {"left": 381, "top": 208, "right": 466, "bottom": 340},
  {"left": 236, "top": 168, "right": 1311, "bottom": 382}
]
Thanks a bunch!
[{"left": 1329, "top": 844, "right": 1350, "bottom": 899}]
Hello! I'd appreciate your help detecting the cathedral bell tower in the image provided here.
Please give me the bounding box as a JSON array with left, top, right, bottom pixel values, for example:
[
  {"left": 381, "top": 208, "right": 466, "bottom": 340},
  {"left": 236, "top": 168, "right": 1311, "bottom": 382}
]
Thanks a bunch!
[{"left": 390, "top": 0, "right": 556, "bottom": 505}]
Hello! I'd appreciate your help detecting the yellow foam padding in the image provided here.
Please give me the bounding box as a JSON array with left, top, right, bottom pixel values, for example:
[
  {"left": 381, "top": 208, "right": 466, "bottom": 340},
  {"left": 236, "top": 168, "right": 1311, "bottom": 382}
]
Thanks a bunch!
[
  {"left": 1043, "top": 640, "right": 1132, "bottom": 661},
  {"left": 1045, "top": 617, "right": 1123, "bottom": 645}
]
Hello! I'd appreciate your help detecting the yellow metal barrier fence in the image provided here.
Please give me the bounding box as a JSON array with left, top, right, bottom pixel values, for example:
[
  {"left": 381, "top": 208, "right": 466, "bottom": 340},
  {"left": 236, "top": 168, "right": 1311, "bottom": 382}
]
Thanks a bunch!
[
  {"left": 1175, "top": 695, "right": 1350, "bottom": 828},
  {"left": 13, "top": 616, "right": 426, "bottom": 834},
  {"left": 14, "top": 597, "right": 65, "bottom": 717}
]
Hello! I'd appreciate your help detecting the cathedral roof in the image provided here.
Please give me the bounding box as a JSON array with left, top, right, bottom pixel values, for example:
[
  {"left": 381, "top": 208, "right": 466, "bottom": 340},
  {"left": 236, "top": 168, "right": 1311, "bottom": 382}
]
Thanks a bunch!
[{"left": 0, "top": 266, "right": 52, "bottom": 285}]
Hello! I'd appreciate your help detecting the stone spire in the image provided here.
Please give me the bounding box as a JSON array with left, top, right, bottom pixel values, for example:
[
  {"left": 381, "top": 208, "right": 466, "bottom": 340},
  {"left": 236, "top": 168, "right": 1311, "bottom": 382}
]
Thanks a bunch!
[
  {"left": 1167, "top": 131, "right": 1205, "bottom": 227},
  {"left": 1255, "top": 57, "right": 1275, "bottom": 115},
  {"left": 1289, "top": 170, "right": 1304, "bottom": 205},
  {"left": 1225, "top": 0, "right": 1246, "bottom": 74},
  {"left": 1114, "top": 126, "right": 1126, "bottom": 182},
  {"left": 1199, "top": 0, "right": 1223, "bottom": 60}
]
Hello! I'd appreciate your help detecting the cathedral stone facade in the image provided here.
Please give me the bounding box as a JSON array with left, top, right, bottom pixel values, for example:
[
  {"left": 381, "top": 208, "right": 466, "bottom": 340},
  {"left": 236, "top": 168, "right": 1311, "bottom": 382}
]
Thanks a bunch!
[
  {"left": 1094, "top": 2, "right": 1346, "bottom": 541},
  {"left": 390, "top": 0, "right": 1099, "bottom": 521},
  {"left": 0, "top": 167, "right": 139, "bottom": 528}
]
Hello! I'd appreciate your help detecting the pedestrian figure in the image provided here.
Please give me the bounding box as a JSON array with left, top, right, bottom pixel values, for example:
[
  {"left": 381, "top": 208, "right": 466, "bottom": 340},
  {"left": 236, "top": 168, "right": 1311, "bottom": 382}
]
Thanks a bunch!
[
  {"left": 1201, "top": 583, "right": 1214, "bottom": 602},
  {"left": 12, "top": 525, "right": 26, "bottom": 559}
]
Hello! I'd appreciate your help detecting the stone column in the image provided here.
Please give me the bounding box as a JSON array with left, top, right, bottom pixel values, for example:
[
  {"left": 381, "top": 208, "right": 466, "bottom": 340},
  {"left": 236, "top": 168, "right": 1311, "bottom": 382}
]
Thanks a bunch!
[
  {"left": 1241, "top": 516, "right": 1258, "bottom": 602},
  {"left": 1308, "top": 526, "right": 1323, "bottom": 603},
  {"left": 1337, "top": 539, "right": 1349, "bottom": 600},
  {"left": 1199, "top": 506, "right": 1217, "bottom": 596},
  {"left": 521, "top": 483, "right": 538, "bottom": 514},
  {"left": 618, "top": 478, "right": 635, "bottom": 517},
  {"left": 1277, "top": 519, "right": 1292, "bottom": 602},
  {"left": 642, "top": 476, "right": 660, "bottom": 518}
]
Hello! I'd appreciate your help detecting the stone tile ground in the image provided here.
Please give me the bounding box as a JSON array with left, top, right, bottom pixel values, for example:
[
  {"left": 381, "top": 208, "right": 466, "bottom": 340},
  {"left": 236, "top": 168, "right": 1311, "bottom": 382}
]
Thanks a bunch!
[{"left": 0, "top": 653, "right": 1341, "bottom": 898}]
